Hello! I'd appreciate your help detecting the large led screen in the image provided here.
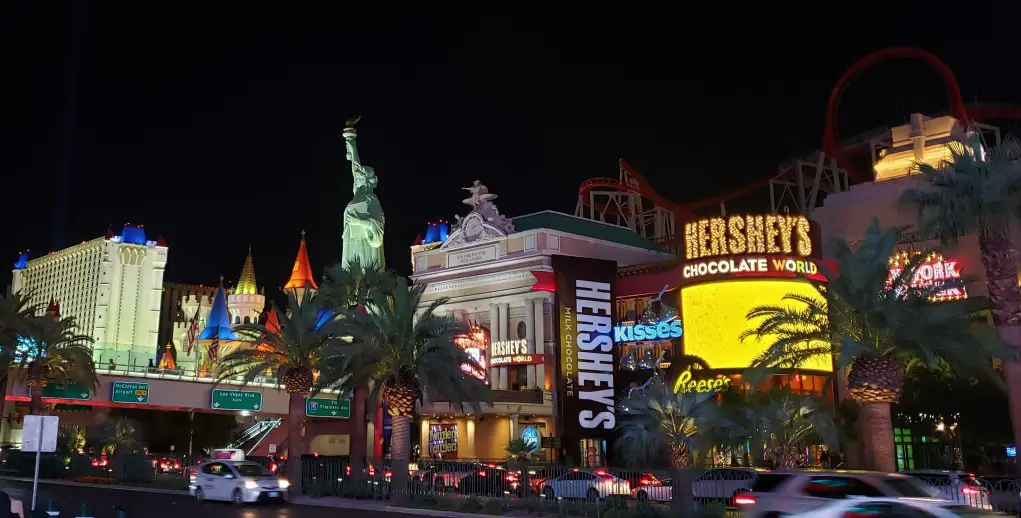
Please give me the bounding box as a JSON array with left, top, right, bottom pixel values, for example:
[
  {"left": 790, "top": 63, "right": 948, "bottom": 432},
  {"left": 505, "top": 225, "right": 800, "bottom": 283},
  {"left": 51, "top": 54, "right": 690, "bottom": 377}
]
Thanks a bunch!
[{"left": 681, "top": 279, "right": 832, "bottom": 372}]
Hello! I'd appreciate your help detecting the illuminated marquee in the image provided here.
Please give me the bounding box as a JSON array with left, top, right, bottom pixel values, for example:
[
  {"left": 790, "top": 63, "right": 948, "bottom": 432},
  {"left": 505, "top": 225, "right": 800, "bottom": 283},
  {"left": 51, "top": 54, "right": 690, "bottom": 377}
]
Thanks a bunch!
[
  {"left": 684, "top": 214, "right": 813, "bottom": 260},
  {"left": 454, "top": 325, "right": 488, "bottom": 381},
  {"left": 613, "top": 319, "right": 682, "bottom": 343},
  {"left": 429, "top": 424, "right": 458, "bottom": 455},
  {"left": 492, "top": 339, "right": 528, "bottom": 356},
  {"left": 672, "top": 369, "right": 733, "bottom": 394},
  {"left": 491, "top": 354, "right": 544, "bottom": 366},
  {"left": 887, "top": 251, "right": 967, "bottom": 301},
  {"left": 682, "top": 256, "right": 826, "bottom": 283}
]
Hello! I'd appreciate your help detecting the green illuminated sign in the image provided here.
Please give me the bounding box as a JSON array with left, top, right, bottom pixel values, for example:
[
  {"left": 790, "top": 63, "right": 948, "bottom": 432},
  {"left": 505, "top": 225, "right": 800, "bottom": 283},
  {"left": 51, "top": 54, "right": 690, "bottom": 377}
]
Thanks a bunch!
[
  {"left": 210, "top": 389, "right": 263, "bottom": 411},
  {"left": 305, "top": 397, "right": 350, "bottom": 418},
  {"left": 41, "top": 382, "right": 91, "bottom": 401},
  {"left": 112, "top": 381, "right": 150, "bottom": 404}
]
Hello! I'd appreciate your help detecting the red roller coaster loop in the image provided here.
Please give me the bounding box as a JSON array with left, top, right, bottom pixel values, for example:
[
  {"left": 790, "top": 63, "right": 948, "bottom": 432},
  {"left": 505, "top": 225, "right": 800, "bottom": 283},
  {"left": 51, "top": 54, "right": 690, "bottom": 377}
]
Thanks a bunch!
[
  {"left": 823, "top": 46, "right": 968, "bottom": 182},
  {"left": 579, "top": 47, "right": 1021, "bottom": 219}
]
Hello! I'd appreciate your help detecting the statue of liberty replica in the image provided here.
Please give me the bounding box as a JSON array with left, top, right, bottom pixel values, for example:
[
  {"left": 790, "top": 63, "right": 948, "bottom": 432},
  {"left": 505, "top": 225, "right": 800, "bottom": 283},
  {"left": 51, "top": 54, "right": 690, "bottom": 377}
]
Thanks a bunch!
[{"left": 341, "top": 117, "right": 385, "bottom": 269}]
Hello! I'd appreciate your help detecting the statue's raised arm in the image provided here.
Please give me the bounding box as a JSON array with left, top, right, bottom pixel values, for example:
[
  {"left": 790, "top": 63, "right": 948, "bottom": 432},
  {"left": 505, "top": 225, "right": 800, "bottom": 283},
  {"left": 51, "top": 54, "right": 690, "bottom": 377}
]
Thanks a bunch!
[
  {"left": 340, "top": 117, "right": 386, "bottom": 270},
  {"left": 342, "top": 116, "right": 362, "bottom": 170}
]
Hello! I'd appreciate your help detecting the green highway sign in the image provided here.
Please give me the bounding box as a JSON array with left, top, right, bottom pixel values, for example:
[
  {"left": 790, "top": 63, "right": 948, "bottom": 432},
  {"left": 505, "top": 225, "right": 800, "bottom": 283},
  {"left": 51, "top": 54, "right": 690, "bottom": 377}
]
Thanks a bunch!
[
  {"left": 305, "top": 397, "right": 350, "bottom": 419},
  {"left": 211, "top": 389, "right": 263, "bottom": 411},
  {"left": 112, "top": 381, "right": 150, "bottom": 404},
  {"left": 41, "top": 382, "right": 91, "bottom": 401}
]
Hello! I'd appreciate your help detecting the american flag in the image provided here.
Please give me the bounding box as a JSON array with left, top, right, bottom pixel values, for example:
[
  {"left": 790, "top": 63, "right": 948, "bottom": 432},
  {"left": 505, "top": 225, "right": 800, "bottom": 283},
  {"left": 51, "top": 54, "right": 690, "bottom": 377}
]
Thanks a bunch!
[
  {"left": 186, "top": 303, "right": 201, "bottom": 355},
  {"left": 208, "top": 335, "right": 220, "bottom": 362}
]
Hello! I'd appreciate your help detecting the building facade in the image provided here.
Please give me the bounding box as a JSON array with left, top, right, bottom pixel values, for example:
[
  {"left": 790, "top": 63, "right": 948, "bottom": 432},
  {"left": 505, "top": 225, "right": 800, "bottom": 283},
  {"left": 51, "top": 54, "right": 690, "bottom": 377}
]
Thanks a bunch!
[
  {"left": 11, "top": 224, "right": 168, "bottom": 370},
  {"left": 411, "top": 183, "right": 673, "bottom": 464}
]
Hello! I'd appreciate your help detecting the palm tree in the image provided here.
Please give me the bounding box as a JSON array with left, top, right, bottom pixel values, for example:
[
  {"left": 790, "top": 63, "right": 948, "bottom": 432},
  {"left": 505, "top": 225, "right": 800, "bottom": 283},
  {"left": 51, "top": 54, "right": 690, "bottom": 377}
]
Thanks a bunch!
[
  {"left": 318, "top": 258, "right": 396, "bottom": 478},
  {"left": 0, "top": 290, "right": 38, "bottom": 405},
  {"left": 616, "top": 374, "right": 720, "bottom": 515},
  {"left": 92, "top": 417, "right": 141, "bottom": 456},
  {"left": 740, "top": 389, "right": 838, "bottom": 468},
  {"left": 741, "top": 220, "right": 1004, "bottom": 471},
  {"left": 319, "top": 258, "right": 395, "bottom": 311},
  {"left": 16, "top": 314, "right": 97, "bottom": 414},
  {"left": 899, "top": 136, "right": 1021, "bottom": 459},
  {"left": 319, "top": 275, "right": 491, "bottom": 503},
  {"left": 217, "top": 289, "right": 344, "bottom": 496}
]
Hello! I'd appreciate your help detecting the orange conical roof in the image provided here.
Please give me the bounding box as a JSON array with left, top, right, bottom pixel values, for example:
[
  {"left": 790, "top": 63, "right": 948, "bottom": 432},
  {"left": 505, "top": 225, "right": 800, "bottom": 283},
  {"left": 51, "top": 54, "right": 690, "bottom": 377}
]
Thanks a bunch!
[
  {"left": 284, "top": 230, "right": 318, "bottom": 290},
  {"left": 264, "top": 308, "right": 281, "bottom": 334}
]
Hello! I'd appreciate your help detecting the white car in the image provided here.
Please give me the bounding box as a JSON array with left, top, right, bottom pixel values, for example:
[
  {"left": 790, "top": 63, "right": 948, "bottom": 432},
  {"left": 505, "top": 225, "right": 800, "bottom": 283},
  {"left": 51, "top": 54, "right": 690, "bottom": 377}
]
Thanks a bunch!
[
  {"left": 783, "top": 496, "right": 1007, "bottom": 517},
  {"left": 189, "top": 460, "right": 289, "bottom": 503},
  {"left": 540, "top": 469, "right": 631, "bottom": 501},
  {"left": 739, "top": 470, "right": 937, "bottom": 517},
  {"left": 906, "top": 470, "right": 992, "bottom": 509},
  {"left": 631, "top": 468, "right": 759, "bottom": 503}
]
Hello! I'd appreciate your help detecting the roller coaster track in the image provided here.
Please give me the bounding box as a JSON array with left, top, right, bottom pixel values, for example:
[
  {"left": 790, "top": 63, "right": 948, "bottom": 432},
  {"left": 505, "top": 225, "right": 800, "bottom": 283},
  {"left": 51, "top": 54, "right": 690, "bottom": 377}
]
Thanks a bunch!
[{"left": 578, "top": 47, "right": 1021, "bottom": 219}]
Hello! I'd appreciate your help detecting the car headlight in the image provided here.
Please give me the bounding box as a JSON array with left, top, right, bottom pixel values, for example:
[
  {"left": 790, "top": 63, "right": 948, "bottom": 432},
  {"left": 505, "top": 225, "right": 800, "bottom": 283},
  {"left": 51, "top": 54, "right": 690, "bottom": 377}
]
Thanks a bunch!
[
  {"left": 278, "top": 479, "right": 290, "bottom": 489},
  {"left": 244, "top": 480, "right": 259, "bottom": 489}
]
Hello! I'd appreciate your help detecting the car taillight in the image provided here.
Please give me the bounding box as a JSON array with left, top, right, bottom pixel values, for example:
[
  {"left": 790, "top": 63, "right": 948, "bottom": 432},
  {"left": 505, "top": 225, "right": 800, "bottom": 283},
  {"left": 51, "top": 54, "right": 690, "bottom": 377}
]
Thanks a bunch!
[
  {"left": 962, "top": 486, "right": 988, "bottom": 495},
  {"left": 734, "top": 495, "right": 756, "bottom": 506},
  {"left": 639, "top": 475, "right": 659, "bottom": 486},
  {"left": 594, "top": 469, "right": 607, "bottom": 476},
  {"left": 478, "top": 470, "right": 487, "bottom": 477}
]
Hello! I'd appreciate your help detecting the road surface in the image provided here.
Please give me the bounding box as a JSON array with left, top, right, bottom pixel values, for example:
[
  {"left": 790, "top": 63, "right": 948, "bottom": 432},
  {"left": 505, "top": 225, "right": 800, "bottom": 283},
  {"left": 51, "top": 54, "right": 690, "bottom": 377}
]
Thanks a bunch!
[{"left": 0, "top": 480, "right": 381, "bottom": 517}]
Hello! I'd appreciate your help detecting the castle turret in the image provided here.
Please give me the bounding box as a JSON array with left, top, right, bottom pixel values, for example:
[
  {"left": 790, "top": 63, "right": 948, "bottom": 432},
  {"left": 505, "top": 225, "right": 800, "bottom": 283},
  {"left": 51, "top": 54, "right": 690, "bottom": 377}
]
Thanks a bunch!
[
  {"left": 198, "top": 281, "right": 237, "bottom": 342},
  {"left": 228, "top": 246, "right": 265, "bottom": 325},
  {"left": 284, "top": 231, "right": 318, "bottom": 303}
]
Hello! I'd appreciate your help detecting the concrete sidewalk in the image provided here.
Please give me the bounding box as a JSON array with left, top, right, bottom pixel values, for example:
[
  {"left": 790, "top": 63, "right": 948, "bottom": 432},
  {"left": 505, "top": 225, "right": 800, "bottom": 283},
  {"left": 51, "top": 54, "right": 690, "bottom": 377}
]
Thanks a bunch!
[
  {"left": 0, "top": 475, "right": 189, "bottom": 495},
  {"left": 294, "top": 496, "right": 497, "bottom": 517}
]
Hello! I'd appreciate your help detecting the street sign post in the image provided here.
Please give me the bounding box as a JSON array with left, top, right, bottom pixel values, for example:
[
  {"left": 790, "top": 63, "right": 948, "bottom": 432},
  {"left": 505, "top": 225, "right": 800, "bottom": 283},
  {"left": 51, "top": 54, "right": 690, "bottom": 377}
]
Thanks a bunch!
[
  {"left": 210, "top": 389, "right": 263, "bottom": 411},
  {"left": 41, "top": 382, "right": 91, "bottom": 401},
  {"left": 111, "top": 381, "right": 149, "bottom": 404},
  {"left": 23, "top": 415, "right": 58, "bottom": 512},
  {"left": 305, "top": 397, "right": 351, "bottom": 419}
]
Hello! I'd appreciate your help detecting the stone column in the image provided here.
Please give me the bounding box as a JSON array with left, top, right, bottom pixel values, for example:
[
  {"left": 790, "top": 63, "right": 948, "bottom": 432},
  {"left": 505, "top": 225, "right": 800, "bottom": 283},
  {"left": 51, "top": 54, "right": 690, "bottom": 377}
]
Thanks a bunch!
[
  {"left": 489, "top": 304, "right": 500, "bottom": 389},
  {"left": 509, "top": 414, "right": 520, "bottom": 443},
  {"left": 525, "top": 298, "right": 537, "bottom": 388},
  {"left": 465, "top": 417, "right": 477, "bottom": 459},
  {"left": 534, "top": 297, "right": 546, "bottom": 389},
  {"left": 420, "top": 418, "right": 431, "bottom": 458},
  {"left": 498, "top": 302, "right": 510, "bottom": 390}
]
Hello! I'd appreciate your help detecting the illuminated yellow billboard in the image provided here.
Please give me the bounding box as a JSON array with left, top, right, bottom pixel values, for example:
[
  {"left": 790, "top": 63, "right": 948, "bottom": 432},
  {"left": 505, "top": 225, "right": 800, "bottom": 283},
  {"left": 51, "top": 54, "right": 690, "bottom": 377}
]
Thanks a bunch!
[{"left": 680, "top": 279, "right": 832, "bottom": 372}]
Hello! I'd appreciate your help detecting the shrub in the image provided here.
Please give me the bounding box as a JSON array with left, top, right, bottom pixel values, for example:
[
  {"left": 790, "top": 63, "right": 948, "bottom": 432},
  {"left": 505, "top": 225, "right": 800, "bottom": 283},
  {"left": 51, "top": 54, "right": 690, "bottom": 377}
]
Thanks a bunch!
[
  {"left": 483, "top": 498, "right": 504, "bottom": 515},
  {"left": 698, "top": 501, "right": 727, "bottom": 518},
  {"left": 460, "top": 496, "right": 484, "bottom": 513}
]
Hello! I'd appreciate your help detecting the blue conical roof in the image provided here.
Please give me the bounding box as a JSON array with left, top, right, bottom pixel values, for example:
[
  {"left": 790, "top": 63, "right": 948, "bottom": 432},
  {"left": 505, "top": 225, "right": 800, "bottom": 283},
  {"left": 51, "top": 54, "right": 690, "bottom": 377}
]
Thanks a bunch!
[{"left": 198, "top": 285, "right": 237, "bottom": 340}]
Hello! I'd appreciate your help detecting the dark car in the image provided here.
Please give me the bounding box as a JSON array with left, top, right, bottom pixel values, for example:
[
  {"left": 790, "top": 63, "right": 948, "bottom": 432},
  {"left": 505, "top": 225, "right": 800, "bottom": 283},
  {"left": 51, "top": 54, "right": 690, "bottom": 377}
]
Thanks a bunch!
[{"left": 456, "top": 467, "right": 522, "bottom": 497}]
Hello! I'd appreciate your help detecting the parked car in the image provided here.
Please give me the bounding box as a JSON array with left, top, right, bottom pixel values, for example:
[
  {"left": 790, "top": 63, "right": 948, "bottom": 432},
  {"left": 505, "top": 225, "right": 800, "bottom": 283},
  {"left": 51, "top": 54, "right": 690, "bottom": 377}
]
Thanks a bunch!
[
  {"left": 456, "top": 467, "right": 522, "bottom": 496},
  {"left": 422, "top": 461, "right": 486, "bottom": 490},
  {"left": 539, "top": 468, "right": 631, "bottom": 501},
  {"left": 189, "top": 460, "right": 288, "bottom": 503},
  {"left": 783, "top": 496, "right": 1006, "bottom": 517},
  {"left": 631, "top": 468, "right": 759, "bottom": 503},
  {"left": 905, "top": 470, "right": 991, "bottom": 509},
  {"left": 527, "top": 467, "right": 565, "bottom": 495},
  {"left": 739, "top": 470, "right": 936, "bottom": 517},
  {"left": 979, "top": 476, "right": 1021, "bottom": 513}
]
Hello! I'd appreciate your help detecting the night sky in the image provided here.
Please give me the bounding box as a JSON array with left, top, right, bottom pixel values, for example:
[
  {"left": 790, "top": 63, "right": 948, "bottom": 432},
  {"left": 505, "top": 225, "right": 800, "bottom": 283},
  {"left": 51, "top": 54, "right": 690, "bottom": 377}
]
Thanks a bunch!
[{"left": 3, "top": 5, "right": 1020, "bottom": 294}]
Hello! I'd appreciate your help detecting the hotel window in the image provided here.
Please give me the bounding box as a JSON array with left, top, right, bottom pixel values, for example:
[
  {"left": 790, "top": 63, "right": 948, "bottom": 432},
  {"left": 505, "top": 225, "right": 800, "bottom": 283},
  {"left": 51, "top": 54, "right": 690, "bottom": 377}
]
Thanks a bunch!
[
  {"left": 508, "top": 365, "right": 528, "bottom": 390},
  {"left": 894, "top": 428, "right": 915, "bottom": 471},
  {"left": 579, "top": 439, "right": 605, "bottom": 468}
]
